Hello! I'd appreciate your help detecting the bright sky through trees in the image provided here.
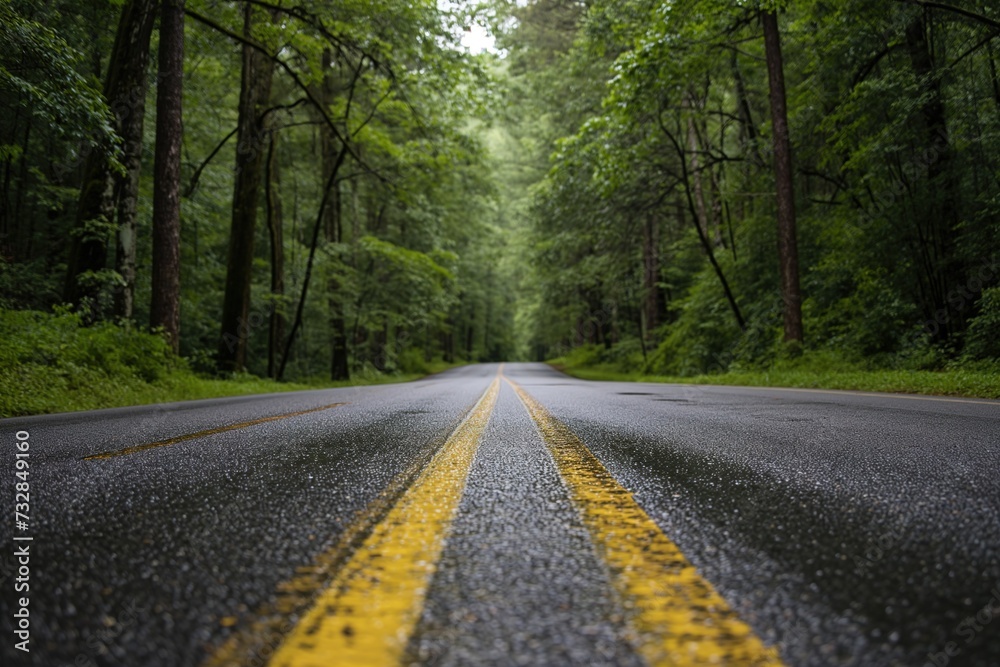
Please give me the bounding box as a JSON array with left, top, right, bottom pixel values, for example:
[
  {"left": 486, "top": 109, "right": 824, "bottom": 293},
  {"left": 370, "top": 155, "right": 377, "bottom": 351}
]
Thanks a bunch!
[{"left": 462, "top": 22, "right": 496, "bottom": 53}]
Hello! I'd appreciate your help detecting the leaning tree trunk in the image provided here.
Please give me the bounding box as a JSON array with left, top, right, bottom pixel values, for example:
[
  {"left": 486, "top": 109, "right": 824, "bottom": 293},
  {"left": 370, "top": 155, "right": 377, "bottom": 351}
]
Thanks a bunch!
[
  {"left": 320, "top": 48, "right": 350, "bottom": 381},
  {"left": 150, "top": 0, "right": 184, "bottom": 353},
  {"left": 327, "top": 184, "right": 350, "bottom": 381},
  {"left": 217, "top": 5, "right": 276, "bottom": 372},
  {"left": 64, "top": 0, "right": 156, "bottom": 318},
  {"left": 762, "top": 10, "right": 804, "bottom": 345}
]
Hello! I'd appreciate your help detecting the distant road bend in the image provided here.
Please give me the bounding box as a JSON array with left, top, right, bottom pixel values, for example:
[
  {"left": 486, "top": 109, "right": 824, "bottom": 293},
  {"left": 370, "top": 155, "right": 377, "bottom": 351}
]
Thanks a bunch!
[{"left": 2, "top": 363, "right": 998, "bottom": 666}]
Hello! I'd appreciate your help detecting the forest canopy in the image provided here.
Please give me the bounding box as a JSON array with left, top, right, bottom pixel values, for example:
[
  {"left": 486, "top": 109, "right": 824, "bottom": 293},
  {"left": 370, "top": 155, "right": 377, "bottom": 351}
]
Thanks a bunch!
[{"left": 1, "top": 0, "right": 998, "bottom": 396}]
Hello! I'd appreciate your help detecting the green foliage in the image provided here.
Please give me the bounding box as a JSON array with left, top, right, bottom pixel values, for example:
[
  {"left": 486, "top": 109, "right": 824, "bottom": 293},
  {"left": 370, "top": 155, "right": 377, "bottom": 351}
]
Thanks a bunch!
[
  {"left": 0, "top": 307, "right": 456, "bottom": 416},
  {"left": 0, "top": 307, "right": 176, "bottom": 382},
  {"left": 648, "top": 271, "right": 744, "bottom": 376},
  {"left": 0, "top": 2, "right": 118, "bottom": 150},
  {"left": 505, "top": 0, "right": 1000, "bottom": 377},
  {"left": 0, "top": 307, "right": 175, "bottom": 415},
  {"left": 964, "top": 287, "right": 1000, "bottom": 361},
  {"left": 4, "top": 0, "right": 1000, "bottom": 414}
]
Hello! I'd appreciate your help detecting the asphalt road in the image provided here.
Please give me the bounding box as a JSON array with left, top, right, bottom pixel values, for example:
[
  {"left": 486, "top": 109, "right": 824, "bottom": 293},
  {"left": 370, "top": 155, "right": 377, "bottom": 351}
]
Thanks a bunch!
[{"left": 1, "top": 362, "right": 998, "bottom": 666}]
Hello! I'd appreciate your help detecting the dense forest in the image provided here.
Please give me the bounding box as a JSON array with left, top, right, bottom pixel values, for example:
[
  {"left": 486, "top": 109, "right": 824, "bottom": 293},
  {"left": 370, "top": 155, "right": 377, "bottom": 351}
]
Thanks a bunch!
[
  {"left": 504, "top": 0, "right": 1000, "bottom": 375},
  {"left": 1, "top": 0, "right": 999, "bottom": 399}
]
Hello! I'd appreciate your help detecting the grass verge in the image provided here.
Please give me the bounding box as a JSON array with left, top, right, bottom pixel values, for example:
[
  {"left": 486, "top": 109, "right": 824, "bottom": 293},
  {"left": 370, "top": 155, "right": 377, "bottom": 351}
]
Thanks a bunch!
[
  {"left": 0, "top": 309, "right": 462, "bottom": 418},
  {"left": 548, "top": 360, "right": 1000, "bottom": 399},
  {"left": 0, "top": 367, "right": 451, "bottom": 418}
]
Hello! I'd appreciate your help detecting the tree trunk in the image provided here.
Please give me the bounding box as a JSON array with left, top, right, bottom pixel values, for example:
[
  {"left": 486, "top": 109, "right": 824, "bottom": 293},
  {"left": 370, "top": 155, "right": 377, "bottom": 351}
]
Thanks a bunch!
[
  {"left": 150, "top": 0, "right": 184, "bottom": 352},
  {"left": 327, "top": 181, "right": 350, "bottom": 381},
  {"left": 731, "top": 49, "right": 764, "bottom": 166},
  {"left": 680, "top": 153, "right": 746, "bottom": 331},
  {"left": 64, "top": 0, "right": 156, "bottom": 318},
  {"left": 905, "top": 12, "right": 962, "bottom": 340},
  {"left": 277, "top": 129, "right": 348, "bottom": 380},
  {"left": 443, "top": 317, "right": 455, "bottom": 363},
  {"left": 642, "top": 211, "right": 660, "bottom": 337},
  {"left": 663, "top": 113, "right": 745, "bottom": 331},
  {"left": 266, "top": 133, "right": 285, "bottom": 379},
  {"left": 218, "top": 5, "right": 276, "bottom": 372},
  {"left": 762, "top": 10, "right": 804, "bottom": 345},
  {"left": 989, "top": 41, "right": 1000, "bottom": 117},
  {"left": 112, "top": 0, "right": 157, "bottom": 320},
  {"left": 686, "top": 115, "right": 710, "bottom": 239},
  {"left": 466, "top": 320, "right": 475, "bottom": 359}
]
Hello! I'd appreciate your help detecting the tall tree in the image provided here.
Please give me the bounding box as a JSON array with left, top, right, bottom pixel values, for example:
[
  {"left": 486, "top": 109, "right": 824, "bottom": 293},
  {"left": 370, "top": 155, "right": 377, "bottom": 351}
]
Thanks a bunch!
[
  {"left": 63, "top": 0, "right": 156, "bottom": 318},
  {"left": 265, "top": 133, "right": 285, "bottom": 379},
  {"left": 642, "top": 210, "right": 660, "bottom": 339},
  {"left": 320, "top": 48, "right": 350, "bottom": 381},
  {"left": 904, "top": 9, "right": 961, "bottom": 339},
  {"left": 217, "top": 6, "right": 276, "bottom": 372},
  {"left": 150, "top": 0, "right": 184, "bottom": 352},
  {"left": 762, "top": 8, "right": 803, "bottom": 345}
]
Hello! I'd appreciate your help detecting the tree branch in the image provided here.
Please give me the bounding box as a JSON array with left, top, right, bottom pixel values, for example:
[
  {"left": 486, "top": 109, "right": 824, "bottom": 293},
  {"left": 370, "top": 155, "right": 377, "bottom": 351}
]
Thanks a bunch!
[
  {"left": 656, "top": 106, "right": 746, "bottom": 331},
  {"left": 893, "top": 0, "right": 1000, "bottom": 32},
  {"left": 184, "top": 7, "right": 387, "bottom": 183},
  {"left": 184, "top": 99, "right": 307, "bottom": 198},
  {"left": 240, "top": 0, "right": 392, "bottom": 77}
]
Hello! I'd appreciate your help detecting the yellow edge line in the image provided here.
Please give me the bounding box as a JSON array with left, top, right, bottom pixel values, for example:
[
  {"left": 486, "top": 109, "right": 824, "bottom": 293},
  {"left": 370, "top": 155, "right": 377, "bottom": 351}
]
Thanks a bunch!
[
  {"left": 266, "top": 376, "right": 501, "bottom": 667},
  {"left": 505, "top": 377, "right": 784, "bottom": 667},
  {"left": 83, "top": 403, "right": 346, "bottom": 461}
]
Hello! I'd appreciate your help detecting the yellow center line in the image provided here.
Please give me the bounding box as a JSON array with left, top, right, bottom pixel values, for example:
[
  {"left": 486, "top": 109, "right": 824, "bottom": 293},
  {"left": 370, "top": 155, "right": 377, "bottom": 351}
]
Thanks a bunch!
[
  {"left": 505, "top": 377, "right": 784, "bottom": 666},
  {"left": 83, "top": 403, "right": 346, "bottom": 461},
  {"left": 263, "top": 375, "right": 500, "bottom": 667}
]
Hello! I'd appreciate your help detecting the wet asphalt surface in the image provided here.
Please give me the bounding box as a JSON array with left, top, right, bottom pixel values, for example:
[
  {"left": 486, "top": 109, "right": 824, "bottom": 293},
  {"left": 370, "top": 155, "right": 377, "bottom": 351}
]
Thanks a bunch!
[{"left": 1, "top": 362, "right": 999, "bottom": 666}]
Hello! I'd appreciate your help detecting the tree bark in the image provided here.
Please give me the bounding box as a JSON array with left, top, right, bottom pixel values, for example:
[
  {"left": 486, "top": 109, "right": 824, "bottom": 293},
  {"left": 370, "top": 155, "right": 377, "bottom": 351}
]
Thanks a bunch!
[
  {"left": 731, "top": 49, "right": 764, "bottom": 166},
  {"left": 112, "top": 0, "right": 156, "bottom": 320},
  {"left": 64, "top": 0, "right": 156, "bottom": 318},
  {"left": 150, "top": 0, "right": 184, "bottom": 353},
  {"left": 989, "top": 41, "right": 1000, "bottom": 117},
  {"left": 218, "top": 5, "right": 276, "bottom": 372},
  {"left": 686, "top": 115, "right": 710, "bottom": 240},
  {"left": 905, "top": 11, "right": 962, "bottom": 339},
  {"left": 762, "top": 10, "right": 804, "bottom": 345},
  {"left": 642, "top": 210, "right": 660, "bottom": 338},
  {"left": 266, "top": 133, "right": 285, "bottom": 379},
  {"left": 326, "top": 178, "right": 350, "bottom": 380}
]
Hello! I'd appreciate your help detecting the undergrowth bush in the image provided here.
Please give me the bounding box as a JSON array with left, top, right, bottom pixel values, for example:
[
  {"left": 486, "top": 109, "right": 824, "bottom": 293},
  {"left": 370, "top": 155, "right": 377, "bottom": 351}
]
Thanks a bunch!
[
  {"left": 0, "top": 307, "right": 177, "bottom": 381},
  {"left": 0, "top": 308, "right": 182, "bottom": 415},
  {"left": 964, "top": 287, "right": 1000, "bottom": 361}
]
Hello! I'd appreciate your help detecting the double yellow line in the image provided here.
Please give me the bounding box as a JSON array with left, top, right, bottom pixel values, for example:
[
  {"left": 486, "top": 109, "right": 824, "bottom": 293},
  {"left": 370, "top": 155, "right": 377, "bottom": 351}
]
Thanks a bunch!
[
  {"left": 207, "top": 369, "right": 783, "bottom": 666},
  {"left": 508, "top": 381, "right": 781, "bottom": 666}
]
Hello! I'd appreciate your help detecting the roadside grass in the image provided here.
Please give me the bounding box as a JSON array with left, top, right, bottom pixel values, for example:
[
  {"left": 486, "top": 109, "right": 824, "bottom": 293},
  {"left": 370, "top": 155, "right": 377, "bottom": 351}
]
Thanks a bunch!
[
  {"left": 0, "top": 309, "right": 462, "bottom": 418},
  {"left": 548, "top": 356, "right": 1000, "bottom": 400},
  {"left": 0, "top": 366, "right": 447, "bottom": 418}
]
